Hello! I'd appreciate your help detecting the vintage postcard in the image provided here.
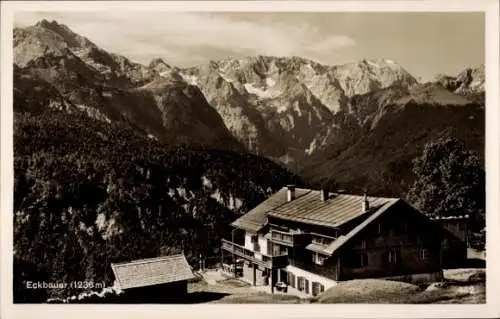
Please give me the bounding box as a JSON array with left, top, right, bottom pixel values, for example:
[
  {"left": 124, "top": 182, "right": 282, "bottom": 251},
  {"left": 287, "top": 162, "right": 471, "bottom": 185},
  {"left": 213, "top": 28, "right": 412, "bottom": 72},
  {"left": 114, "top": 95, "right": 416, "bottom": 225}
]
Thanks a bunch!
[{"left": 1, "top": 1, "right": 499, "bottom": 318}]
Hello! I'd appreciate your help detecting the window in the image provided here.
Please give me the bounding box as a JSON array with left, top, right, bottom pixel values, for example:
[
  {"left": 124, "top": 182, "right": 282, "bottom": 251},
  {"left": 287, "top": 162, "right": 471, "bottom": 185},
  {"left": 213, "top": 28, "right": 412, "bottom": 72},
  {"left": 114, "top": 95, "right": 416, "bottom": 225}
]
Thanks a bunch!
[
  {"left": 419, "top": 248, "right": 429, "bottom": 261},
  {"left": 280, "top": 246, "right": 288, "bottom": 256},
  {"left": 388, "top": 249, "right": 401, "bottom": 265},
  {"left": 312, "top": 282, "right": 324, "bottom": 297},
  {"left": 304, "top": 279, "right": 310, "bottom": 294},
  {"left": 298, "top": 276, "right": 305, "bottom": 291},
  {"left": 361, "top": 240, "right": 367, "bottom": 249},
  {"left": 312, "top": 235, "right": 333, "bottom": 246},
  {"left": 272, "top": 243, "right": 287, "bottom": 256},
  {"left": 318, "top": 255, "right": 325, "bottom": 265},
  {"left": 349, "top": 253, "right": 368, "bottom": 268},
  {"left": 273, "top": 244, "right": 281, "bottom": 256},
  {"left": 312, "top": 253, "right": 326, "bottom": 265},
  {"left": 254, "top": 243, "right": 261, "bottom": 252},
  {"left": 272, "top": 230, "right": 292, "bottom": 243},
  {"left": 251, "top": 236, "right": 261, "bottom": 252},
  {"left": 378, "top": 223, "right": 389, "bottom": 236}
]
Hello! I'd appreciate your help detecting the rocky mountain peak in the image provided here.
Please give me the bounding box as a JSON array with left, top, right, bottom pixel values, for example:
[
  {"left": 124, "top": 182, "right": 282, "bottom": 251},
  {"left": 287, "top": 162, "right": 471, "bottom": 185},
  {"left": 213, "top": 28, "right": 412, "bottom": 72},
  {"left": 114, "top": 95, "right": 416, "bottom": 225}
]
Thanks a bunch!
[
  {"left": 435, "top": 65, "right": 484, "bottom": 98},
  {"left": 149, "top": 57, "right": 171, "bottom": 74},
  {"left": 35, "top": 19, "right": 61, "bottom": 29},
  {"left": 34, "top": 19, "right": 94, "bottom": 50}
]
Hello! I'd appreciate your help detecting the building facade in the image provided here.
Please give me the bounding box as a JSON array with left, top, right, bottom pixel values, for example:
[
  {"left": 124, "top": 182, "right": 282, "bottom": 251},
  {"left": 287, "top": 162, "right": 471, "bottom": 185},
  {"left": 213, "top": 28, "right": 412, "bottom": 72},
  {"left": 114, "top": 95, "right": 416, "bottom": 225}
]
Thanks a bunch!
[{"left": 221, "top": 186, "right": 466, "bottom": 296}]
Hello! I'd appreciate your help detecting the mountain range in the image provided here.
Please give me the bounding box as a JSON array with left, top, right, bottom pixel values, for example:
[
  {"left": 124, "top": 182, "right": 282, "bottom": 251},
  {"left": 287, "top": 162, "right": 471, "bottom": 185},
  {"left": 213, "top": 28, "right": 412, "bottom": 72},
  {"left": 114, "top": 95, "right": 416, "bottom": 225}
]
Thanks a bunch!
[
  {"left": 13, "top": 19, "right": 485, "bottom": 301},
  {"left": 13, "top": 19, "right": 485, "bottom": 196}
]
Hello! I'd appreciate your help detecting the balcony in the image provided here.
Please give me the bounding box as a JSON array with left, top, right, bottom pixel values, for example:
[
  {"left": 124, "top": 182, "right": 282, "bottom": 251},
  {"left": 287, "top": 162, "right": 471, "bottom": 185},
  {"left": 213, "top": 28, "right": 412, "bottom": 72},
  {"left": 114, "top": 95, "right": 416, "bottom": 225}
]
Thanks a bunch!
[
  {"left": 267, "top": 230, "right": 311, "bottom": 247},
  {"left": 221, "top": 239, "right": 288, "bottom": 269}
]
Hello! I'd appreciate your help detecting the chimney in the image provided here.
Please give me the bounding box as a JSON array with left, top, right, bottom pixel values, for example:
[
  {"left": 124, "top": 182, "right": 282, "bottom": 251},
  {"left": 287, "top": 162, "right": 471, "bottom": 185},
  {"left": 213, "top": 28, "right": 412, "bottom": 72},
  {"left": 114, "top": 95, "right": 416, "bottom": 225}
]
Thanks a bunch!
[
  {"left": 362, "top": 193, "right": 369, "bottom": 213},
  {"left": 286, "top": 185, "right": 296, "bottom": 202},
  {"left": 321, "top": 189, "right": 329, "bottom": 201}
]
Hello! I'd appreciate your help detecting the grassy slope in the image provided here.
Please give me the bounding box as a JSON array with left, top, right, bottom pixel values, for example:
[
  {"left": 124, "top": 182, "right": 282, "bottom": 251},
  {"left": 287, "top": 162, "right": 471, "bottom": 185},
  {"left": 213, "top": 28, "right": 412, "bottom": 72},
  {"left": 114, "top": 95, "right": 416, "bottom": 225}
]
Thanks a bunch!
[{"left": 313, "top": 269, "right": 485, "bottom": 304}]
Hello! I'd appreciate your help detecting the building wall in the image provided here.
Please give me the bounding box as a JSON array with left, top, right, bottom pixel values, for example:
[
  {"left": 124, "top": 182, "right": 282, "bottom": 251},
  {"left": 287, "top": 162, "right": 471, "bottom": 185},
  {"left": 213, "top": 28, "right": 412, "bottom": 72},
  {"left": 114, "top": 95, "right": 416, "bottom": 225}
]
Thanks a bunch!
[
  {"left": 289, "top": 248, "right": 339, "bottom": 280},
  {"left": 244, "top": 233, "right": 253, "bottom": 250},
  {"left": 241, "top": 263, "right": 266, "bottom": 286},
  {"left": 338, "top": 242, "right": 441, "bottom": 280},
  {"left": 285, "top": 265, "right": 337, "bottom": 295},
  {"left": 244, "top": 232, "right": 268, "bottom": 255},
  {"left": 435, "top": 219, "right": 468, "bottom": 243},
  {"left": 441, "top": 235, "right": 468, "bottom": 269},
  {"left": 337, "top": 202, "right": 443, "bottom": 281}
]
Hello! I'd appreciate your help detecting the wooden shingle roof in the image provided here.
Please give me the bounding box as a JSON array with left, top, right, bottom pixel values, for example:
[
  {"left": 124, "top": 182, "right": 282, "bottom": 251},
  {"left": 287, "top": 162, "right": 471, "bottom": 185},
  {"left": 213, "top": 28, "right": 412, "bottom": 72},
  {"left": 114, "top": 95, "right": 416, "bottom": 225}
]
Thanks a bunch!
[
  {"left": 111, "top": 254, "right": 194, "bottom": 290},
  {"left": 231, "top": 187, "right": 311, "bottom": 232},
  {"left": 268, "top": 190, "right": 398, "bottom": 229}
]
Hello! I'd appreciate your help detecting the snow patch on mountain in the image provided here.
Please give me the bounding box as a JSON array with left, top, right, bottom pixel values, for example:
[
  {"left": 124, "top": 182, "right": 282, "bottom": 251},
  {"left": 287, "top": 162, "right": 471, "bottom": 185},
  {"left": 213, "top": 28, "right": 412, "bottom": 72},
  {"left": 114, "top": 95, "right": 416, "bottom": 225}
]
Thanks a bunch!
[
  {"left": 159, "top": 71, "right": 171, "bottom": 77},
  {"left": 219, "top": 72, "right": 234, "bottom": 83},
  {"left": 276, "top": 104, "right": 288, "bottom": 113},
  {"left": 366, "top": 60, "right": 380, "bottom": 68},
  {"left": 179, "top": 72, "right": 199, "bottom": 86},
  {"left": 244, "top": 83, "right": 278, "bottom": 99},
  {"left": 266, "top": 78, "right": 276, "bottom": 87},
  {"left": 72, "top": 48, "right": 113, "bottom": 74}
]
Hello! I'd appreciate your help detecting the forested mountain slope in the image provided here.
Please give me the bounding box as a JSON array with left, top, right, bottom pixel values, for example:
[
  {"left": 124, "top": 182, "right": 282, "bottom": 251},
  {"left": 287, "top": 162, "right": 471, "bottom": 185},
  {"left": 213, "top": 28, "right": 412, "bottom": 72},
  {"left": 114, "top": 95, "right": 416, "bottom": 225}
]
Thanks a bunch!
[{"left": 13, "top": 110, "right": 303, "bottom": 302}]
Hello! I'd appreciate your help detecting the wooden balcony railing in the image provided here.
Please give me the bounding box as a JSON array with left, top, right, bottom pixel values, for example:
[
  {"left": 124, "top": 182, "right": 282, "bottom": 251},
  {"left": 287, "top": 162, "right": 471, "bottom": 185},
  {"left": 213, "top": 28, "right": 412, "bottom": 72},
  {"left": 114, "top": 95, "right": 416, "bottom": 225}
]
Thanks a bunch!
[
  {"left": 221, "top": 239, "right": 288, "bottom": 269},
  {"left": 268, "top": 230, "right": 311, "bottom": 247}
]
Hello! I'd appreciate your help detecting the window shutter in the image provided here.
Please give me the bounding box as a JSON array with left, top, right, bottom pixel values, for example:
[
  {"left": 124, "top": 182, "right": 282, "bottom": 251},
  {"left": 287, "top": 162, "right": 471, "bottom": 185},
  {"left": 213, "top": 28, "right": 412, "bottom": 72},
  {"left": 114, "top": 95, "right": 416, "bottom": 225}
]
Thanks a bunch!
[{"left": 288, "top": 273, "right": 296, "bottom": 288}]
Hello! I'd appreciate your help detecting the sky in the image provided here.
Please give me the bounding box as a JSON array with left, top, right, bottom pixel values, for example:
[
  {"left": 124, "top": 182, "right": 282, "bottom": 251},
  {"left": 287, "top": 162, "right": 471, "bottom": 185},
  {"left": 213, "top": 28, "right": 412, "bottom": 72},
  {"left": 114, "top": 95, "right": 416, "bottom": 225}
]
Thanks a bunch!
[{"left": 14, "top": 11, "right": 485, "bottom": 82}]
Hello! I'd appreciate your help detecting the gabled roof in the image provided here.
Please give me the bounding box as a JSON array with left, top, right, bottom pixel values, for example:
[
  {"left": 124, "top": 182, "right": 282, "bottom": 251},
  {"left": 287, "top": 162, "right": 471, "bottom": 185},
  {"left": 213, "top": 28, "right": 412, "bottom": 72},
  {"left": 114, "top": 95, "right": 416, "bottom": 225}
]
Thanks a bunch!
[
  {"left": 111, "top": 254, "right": 194, "bottom": 290},
  {"left": 231, "top": 187, "right": 311, "bottom": 232},
  {"left": 321, "top": 198, "right": 400, "bottom": 255},
  {"left": 268, "top": 190, "right": 398, "bottom": 229},
  {"left": 318, "top": 199, "right": 465, "bottom": 257}
]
